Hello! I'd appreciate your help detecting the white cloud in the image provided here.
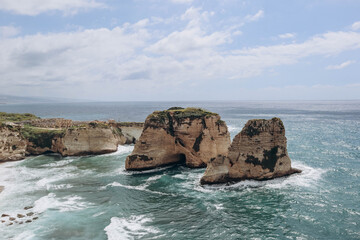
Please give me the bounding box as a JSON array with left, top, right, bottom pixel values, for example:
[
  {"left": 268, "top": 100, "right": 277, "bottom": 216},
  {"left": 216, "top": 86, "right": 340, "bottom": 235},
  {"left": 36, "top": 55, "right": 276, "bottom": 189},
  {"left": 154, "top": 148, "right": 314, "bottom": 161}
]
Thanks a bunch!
[
  {"left": 0, "top": 0, "right": 105, "bottom": 16},
  {"left": 278, "top": 33, "right": 296, "bottom": 39},
  {"left": 1, "top": 8, "right": 360, "bottom": 100},
  {"left": 0, "top": 26, "right": 20, "bottom": 38},
  {"left": 245, "top": 10, "right": 264, "bottom": 22},
  {"left": 352, "top": 21, "right": 360, "bottom": 31},
  {"left": 171, "top": 0, "right": 193, "bottom": 4},
  {"left": 326, "top": 60, "right": 355, "bottom": 70}
]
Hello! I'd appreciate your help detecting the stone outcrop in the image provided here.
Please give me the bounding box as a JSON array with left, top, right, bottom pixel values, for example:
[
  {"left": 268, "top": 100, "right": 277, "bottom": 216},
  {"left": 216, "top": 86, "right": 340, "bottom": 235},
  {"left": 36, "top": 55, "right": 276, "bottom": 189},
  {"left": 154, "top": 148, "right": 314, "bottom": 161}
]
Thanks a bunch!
[
  {"left": 0, "top": 123, "right": 26, "bottom": 161},
  {"left": 0, "top": 112, "right": 144, "bottom": 161},
  {"left": 201, "top": 118, "right": 301, "bottom": 184},
  {"left": 126, "top": 107, "right": 231, "bottom": 170}
]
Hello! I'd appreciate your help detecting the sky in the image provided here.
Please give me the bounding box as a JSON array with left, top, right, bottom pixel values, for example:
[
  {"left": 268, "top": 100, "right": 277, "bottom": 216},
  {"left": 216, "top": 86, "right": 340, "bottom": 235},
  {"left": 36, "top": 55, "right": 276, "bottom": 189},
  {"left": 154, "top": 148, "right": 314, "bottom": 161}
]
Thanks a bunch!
[{"left": 0, "top": 0, "right": 359, "bottom": 101}]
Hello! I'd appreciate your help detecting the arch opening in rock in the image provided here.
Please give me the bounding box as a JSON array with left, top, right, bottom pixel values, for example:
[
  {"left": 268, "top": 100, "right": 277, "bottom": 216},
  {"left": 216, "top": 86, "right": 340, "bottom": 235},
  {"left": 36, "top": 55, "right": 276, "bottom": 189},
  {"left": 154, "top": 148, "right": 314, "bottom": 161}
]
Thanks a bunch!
[{"left": 177, "top": 153, "right": 186, "bottom": 165}]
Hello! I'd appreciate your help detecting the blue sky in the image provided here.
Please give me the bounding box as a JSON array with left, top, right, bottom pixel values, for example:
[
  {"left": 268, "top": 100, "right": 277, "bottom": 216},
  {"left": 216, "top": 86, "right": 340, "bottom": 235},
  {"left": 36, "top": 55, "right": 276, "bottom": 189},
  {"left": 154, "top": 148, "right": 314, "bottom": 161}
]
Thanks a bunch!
[{"left": 0, "top": 0, "right": 359, "bottom": 101}]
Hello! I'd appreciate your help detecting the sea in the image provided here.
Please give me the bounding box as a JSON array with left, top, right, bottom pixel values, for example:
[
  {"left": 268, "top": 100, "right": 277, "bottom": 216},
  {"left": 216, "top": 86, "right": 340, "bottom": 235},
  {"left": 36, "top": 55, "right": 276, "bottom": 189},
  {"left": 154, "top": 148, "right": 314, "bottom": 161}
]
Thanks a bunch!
[{"left": 0, "top": 101, "right": 359, "bottom": 240}]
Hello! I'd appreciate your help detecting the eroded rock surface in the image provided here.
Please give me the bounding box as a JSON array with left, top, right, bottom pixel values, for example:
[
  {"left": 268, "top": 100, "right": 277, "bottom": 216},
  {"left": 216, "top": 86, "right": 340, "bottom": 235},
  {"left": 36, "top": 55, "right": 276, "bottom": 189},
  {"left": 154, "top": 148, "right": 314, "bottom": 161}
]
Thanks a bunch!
[
  {"left": 0, "top": 112, "right": 144, "bottom": 161},
  {"left": 126, "top": 107, "right": 231, "bottom": 170},
  {"left": 201, "top": 118, "right": 301, "bottom": 184},
  {"left": 0, "top": 123, "right": 26, "bottom": 161}
]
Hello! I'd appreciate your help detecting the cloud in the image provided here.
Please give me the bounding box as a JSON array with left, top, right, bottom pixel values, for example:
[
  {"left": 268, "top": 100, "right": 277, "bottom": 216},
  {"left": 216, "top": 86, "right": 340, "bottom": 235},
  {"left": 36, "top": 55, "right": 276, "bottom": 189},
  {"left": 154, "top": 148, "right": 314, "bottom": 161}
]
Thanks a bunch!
[
  {"left": 278, "top": 33, "right": 296, "bottom": 39},
  {"left": 171, "top": 0, "right": 193, "bottom": 4},
  {"left": 1, "top": 8, "right": 360, "bottom": 100},
  {"left": 0, "top": 26, "right": 20, "bottom": 38},
  {"left": 0, "top": 0, "right": 105, "bottom": 16},
  {"left": 245, "top": 10, "right": 264, "bottom": 22},
  {"left": 352, "top": 21, "right": 360, "bottom": 31},
  {"left": 326, "top": 60, "right": 355, "bottom": 70}
]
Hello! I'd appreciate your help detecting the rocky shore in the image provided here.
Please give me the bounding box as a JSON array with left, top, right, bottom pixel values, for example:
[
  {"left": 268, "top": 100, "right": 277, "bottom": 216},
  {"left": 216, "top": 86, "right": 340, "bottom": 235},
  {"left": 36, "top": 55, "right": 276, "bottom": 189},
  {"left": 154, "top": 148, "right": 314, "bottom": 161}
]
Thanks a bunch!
[
  {"left": 0, "top": 110, "right": 301, "bottom": 185},
  {"left": 0, "top": 112, "right": 143, "bottom": 162}
]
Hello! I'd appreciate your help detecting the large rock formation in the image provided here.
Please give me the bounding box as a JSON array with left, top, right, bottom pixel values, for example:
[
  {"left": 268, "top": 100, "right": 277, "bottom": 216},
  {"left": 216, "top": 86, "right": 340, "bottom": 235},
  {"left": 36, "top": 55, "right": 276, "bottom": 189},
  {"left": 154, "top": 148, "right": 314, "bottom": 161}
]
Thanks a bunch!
[
  {"left": 0, "top": 113, "right": 144, "bottom": 161},
  {"left": 126, "top": 107, "right": 231, "bottom": 170},
  {"left": 201, "top": 118, "right": 301, "bottom": 184}
]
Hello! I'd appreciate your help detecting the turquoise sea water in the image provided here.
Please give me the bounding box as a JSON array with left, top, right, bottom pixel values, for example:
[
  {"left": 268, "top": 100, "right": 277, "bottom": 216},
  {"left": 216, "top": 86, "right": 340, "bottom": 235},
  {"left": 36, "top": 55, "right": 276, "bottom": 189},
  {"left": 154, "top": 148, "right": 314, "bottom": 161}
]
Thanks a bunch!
[{"left": 0, "top": 101, "right": 359, "bottom": 239}]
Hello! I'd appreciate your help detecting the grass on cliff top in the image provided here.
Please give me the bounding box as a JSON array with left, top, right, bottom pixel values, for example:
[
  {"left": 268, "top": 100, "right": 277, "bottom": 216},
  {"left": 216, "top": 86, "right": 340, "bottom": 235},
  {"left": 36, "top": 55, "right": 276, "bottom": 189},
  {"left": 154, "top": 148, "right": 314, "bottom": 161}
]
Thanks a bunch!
[
  {"left": 0, "top": 112, "right": 39, "bottom": 122},
  {"left": 148, "top": 107, "right": 218, "bottom": 122},
  {"left": 20, "top": 125, "right": 66, "bottom": 148}
]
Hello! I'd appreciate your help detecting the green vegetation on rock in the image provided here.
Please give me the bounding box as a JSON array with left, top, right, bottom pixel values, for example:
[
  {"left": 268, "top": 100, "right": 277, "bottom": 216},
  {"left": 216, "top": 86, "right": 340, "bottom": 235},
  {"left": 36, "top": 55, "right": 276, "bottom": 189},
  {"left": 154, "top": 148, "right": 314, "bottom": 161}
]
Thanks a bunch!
[
  {"left": 148, "top": 107, "right": 217, "bottom": 123},
  {"left": 0, "top": 112, "right": 39, "bottom": 122},
  {"left": 20, "top": 125, "right": 66, "bottom": 149}
]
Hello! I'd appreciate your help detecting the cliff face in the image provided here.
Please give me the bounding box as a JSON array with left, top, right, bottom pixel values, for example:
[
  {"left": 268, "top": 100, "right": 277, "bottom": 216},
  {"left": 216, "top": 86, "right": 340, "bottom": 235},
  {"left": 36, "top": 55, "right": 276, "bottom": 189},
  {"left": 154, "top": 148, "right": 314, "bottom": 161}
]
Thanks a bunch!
[
  {"left": 0, "top": 123, "right": 26, "bottom": 161},
  {"left": 201, "top": 118, "right": 301, "bottom": 184},
  {"left": 25, "top": 121, "right": 143, "bottom": 156},
  {"left": 0, "top": 113, "right": 144, "bottom": 161},
  {"left": 126, "top": 107, "right": 231, "bottom": 170},
  {"left": 55, "top": 127, "right": 119, "bottom": 156}
]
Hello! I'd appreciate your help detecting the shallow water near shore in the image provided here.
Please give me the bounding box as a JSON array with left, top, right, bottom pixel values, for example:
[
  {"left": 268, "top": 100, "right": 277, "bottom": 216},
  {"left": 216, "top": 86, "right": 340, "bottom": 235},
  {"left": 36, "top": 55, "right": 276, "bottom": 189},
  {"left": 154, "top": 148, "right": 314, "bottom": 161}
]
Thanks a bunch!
[{"left": 0, "top": 101, "right": 359, "bottom": 239}]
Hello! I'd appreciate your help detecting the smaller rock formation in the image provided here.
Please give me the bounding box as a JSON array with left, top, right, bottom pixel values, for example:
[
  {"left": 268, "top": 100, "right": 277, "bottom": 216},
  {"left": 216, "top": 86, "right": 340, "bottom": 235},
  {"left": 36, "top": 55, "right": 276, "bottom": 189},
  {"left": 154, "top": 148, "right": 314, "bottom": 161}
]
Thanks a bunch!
[
  {"left": 126, "top": 107, "right": 231, "bottom": 170},
  {"left": 201, "top": 118, "right": 301, "bottom": 184}
]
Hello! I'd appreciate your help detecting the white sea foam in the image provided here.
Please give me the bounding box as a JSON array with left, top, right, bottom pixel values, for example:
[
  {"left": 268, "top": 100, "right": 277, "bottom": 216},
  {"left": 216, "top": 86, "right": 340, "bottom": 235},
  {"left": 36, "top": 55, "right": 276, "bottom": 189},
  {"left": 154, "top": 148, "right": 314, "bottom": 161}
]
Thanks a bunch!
[
  {"left": 106, "top": 145, "right": 134, "bottom": 156},
  {"left": 105, "top": 215, "right": 159, "bottom": 240},
  {"left": 41, "top": 158, "right": 75, "bottom": 168},
  {"left": 13, "top": 231, "right": 36, "bottom": 240},
  {"left": 107, "top": 182, "right": 172, "bottom": 196},
  {"left": 146, "top": 175, "right": 162, "bottom": 182},
  {"left": 33, "top": 193, "right": 91, "bottom": 213},
  {"left": 202, "top": 161, "right": 327, "bottom": 191}
]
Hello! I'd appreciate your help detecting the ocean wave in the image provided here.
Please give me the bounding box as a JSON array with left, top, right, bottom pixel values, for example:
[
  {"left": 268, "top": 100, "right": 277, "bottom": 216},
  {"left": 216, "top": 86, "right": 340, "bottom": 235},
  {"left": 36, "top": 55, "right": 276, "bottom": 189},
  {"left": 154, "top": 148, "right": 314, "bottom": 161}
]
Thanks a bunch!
[
  {"left": 33, "top": 193, "right": 92, "bottom": 213},
  {"left": 105, "top": 215, "right": 159, "bottom": 240},
  {"left": 105, "top": 145, "right": 134, "bottom": 156},
  {"left": 13, "top": 231, "right": 36, "bottom": 240},
  {"left": 106, "top": 182, "right": 173, "bottom": 196}
]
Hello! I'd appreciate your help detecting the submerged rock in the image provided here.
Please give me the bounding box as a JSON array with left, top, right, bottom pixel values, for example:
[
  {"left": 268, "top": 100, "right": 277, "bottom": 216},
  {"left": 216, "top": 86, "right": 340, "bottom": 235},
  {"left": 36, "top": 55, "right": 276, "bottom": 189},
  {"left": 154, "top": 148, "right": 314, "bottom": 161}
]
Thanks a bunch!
[
  {"left": 201, "top": 118, "right": 301, "bottom": 184},
  {"left": 126, "top": 107, "right": 231, "bottom": 170}
]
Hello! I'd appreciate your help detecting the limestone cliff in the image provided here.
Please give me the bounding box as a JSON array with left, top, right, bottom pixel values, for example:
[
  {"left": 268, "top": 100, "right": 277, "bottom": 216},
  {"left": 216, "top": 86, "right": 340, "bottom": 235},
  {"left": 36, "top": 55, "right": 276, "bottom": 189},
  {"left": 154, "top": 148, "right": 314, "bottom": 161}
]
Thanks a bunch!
[
  {"left": 0, "top": 112, "right": 144, "bottom": 161},
  {"left": 0, "top": 123, "right": 26, "bottom": 161},
  {"left": 24, "top": 121, "right": 143, "bottom": 156},
  {"left": 126, "top": 107, "right": 231, "bottom": 170},
  {"left": 201, "top": 118, "right": 301, "bottom": 184}
]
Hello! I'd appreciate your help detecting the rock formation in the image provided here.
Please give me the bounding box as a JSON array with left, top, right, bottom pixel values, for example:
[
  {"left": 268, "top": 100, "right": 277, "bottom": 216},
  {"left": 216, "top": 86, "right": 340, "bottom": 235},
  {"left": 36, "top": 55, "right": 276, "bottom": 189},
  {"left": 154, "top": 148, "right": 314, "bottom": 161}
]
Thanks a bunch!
[
  {"left": 0, "top": 113, "right": 144, "bottom": 162},
  {"left": 201, "top": 118, "right": 301, "bottom": 184},
  {"left": 126, "top": 107, "right": 231, "bottom": 170},
  {"left": 0, "top": 123, "right": 27, "bottom": 161}
]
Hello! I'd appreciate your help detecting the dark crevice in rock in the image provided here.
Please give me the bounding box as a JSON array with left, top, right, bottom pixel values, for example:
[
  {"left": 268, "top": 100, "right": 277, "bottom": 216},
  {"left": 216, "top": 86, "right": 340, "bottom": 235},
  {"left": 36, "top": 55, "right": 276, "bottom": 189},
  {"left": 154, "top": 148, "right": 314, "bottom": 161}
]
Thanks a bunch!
[
  {"left": 193, "top": 132, "right": 203, "bottom": 152},
  {"left": 128, "top": 154, "right": 154, "bottom": 162}
]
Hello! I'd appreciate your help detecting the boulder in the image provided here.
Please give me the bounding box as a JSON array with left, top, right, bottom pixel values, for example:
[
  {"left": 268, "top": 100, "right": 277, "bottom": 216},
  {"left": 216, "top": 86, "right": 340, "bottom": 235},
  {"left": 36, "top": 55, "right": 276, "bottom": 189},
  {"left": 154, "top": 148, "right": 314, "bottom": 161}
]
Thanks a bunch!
[
  {"left": 126, "top": 107, "right": 231, "bottom": 170},
  {"left": 201, "top": 118, "right": 301, "bottom": 184}
]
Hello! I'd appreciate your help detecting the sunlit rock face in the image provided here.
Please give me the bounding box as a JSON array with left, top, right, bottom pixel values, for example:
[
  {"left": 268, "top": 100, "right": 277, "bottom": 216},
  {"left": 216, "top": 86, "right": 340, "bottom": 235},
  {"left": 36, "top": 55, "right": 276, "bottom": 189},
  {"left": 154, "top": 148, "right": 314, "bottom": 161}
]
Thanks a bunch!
[
  {"left": 125, "top": 107, "right": 231, "bottom": 170},
  {"left": 201, "top": 118, "right": 301, "bottom": 184}
]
